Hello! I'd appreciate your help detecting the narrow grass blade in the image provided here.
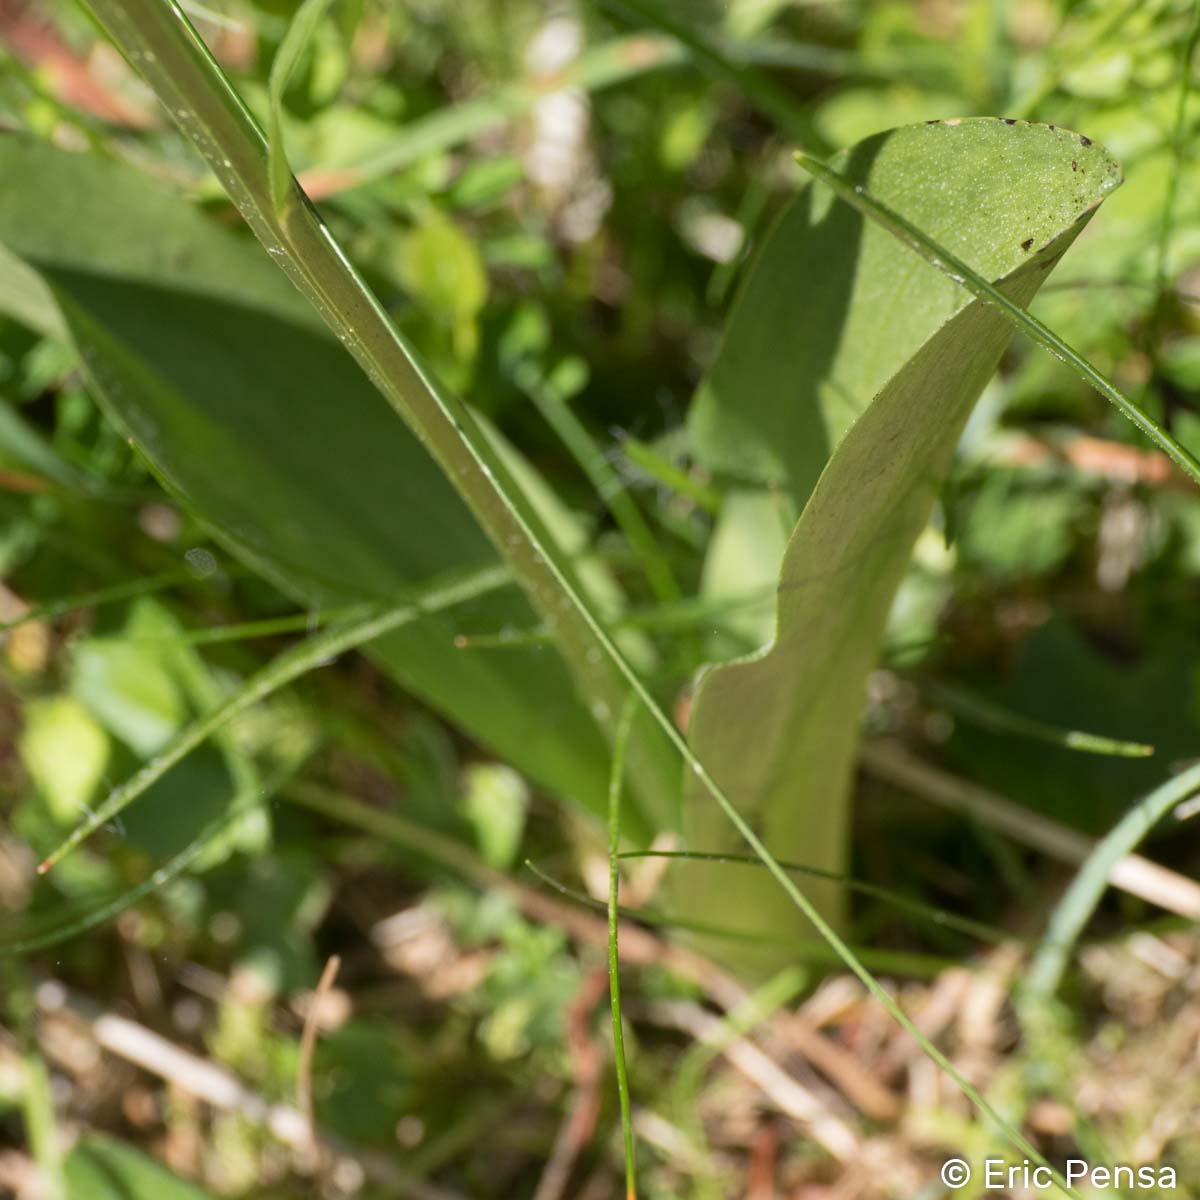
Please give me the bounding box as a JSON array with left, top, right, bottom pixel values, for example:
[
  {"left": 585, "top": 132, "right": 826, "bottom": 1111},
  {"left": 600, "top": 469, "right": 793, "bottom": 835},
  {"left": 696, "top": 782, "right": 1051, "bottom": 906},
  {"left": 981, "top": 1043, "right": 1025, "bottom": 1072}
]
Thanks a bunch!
[
  {"left": 452, "top": 587, "right": 777, "bottom": 651},
  {"left": 608, "top": 695, "right": 639, "bottom": 1200},
  {"left": 618, "top": 850, "right": 1015, "bottom": 945},
  {"left": 164, "top": 607, "right": 367, "bottom": 646},
  {"left": 619, "top": 437, "right": 722, "bottom": 514},
  {"left": 601, "top": 0, "right": 815, "bottom": 144},
  {"left": 35, "top": 564, "right": 509, "bottom": 874},
  {"left": 0, "top": 569, "right": 194, "bottom": 632},
  {"left": 922, "top": 682, "right": 1154, "bottom": 759},
  {"left": 525, "top": 863, "right": 952, "bottom": 977},
  {"left": 526, "top": 377, "right": 680, "bottom": 603},
  {"left": 1024, "top": 761, "right": 1200, "bottom": 1004}
]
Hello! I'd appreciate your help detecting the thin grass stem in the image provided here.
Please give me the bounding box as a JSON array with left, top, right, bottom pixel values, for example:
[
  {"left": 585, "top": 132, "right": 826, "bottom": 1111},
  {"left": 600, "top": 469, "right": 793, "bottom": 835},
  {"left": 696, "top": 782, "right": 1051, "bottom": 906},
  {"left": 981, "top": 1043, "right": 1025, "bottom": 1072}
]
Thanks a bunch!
[
  {"left": 526, "top": 376, "right": 680, "bottom": 604},
  {"left": 617, "top": 850, "right": 1016, "bottom": 945},
  {"left": 608, "top": 695, "right": 640, "bottom": 1200},
  {"left": 0, "top": 568, "right": 193, "bottom": 632},
  {"left": 920, "top": 681, "right": 1154, "bottom": 758}
]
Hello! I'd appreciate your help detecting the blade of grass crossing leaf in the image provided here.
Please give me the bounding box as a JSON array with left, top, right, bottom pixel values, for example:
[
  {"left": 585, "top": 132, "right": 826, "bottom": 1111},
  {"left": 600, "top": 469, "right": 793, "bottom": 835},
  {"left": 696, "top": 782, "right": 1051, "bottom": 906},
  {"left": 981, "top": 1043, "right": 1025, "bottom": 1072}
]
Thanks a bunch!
[
  {"left": 266, "top": 0, "right": 337, "bottom": 216},
  {"left": 793, "top": 149, "right": 1200, "bottom": 489},
  {"left": 608, "top": 694, "right": 639, "bottom": 1200},
  {"left": 89, "top": 6, "right": 1081, "bottom": 1187},
  {"left": 452, "top": 588, "right": 778, "bottom": 651},
  {"left": 36, "top": 564, "right": 510, "bottom": 873},
  {"left": 1024, "top": 761, "right": 1200, "bottom": 1005}
]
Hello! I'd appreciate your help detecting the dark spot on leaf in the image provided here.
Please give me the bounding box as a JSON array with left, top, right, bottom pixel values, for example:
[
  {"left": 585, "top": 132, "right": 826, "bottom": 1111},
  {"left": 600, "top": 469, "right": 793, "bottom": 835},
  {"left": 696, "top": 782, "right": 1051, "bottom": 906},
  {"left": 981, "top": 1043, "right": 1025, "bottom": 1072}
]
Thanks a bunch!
[
  {"left": 926, "top": 118, "right": 940, "bottom": 124},
  {"left": 1002, "top": 117, "right": 1017, "bottom": 125},
  {"left": 1080, "top": 135, "right": 1093, "bottom": 147},
  {"left": 1021, "top": 238, "right": 1034, "bottom": 251},
  {"left": 1072, "top": 161, "right": 1078, "bottom": 171},
  {"left": 1048, "top": 124, "right": 1056, "bottom": 131}
]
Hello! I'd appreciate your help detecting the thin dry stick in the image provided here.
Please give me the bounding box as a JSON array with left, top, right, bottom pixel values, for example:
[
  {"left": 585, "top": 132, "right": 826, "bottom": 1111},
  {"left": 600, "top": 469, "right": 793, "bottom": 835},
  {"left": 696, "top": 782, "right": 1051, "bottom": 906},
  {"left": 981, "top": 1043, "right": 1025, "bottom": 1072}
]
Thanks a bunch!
[
  {"left": 296, "top": 953, "right": 341, "bottom": 1150},
  {"left": 861, "top": 740, "right": 1200, "bottom": 920}
]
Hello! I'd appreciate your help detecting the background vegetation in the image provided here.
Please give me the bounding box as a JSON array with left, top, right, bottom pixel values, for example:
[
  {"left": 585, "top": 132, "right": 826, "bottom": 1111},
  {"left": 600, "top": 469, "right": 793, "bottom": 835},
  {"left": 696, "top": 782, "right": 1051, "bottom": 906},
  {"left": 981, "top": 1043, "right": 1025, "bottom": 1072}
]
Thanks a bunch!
[{"left": 2, "top": 0, "right": 1200, "bottom": 1196}]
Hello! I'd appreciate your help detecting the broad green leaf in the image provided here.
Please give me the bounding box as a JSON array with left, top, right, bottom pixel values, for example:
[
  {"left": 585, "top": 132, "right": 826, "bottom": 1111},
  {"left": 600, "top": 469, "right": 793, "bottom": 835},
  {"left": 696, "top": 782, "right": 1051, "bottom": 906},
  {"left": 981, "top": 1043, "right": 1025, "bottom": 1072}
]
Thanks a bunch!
[
  {"left": 18, "top": 697, "right": 110, "bottom": 825},
  {"left": 65, "top": 1134, "right": 214, "bottom": 1200},
  {"left": 0, "top": 138, "right": 642, "bottom": 832},
  {"left": 72, "top": 622, "right": 187, "bottom": 758},
  {"left": 462, "top": 763, "right": 530, "bottom": 870},
  {"left": 679, "top": 119, "right": 1122, "bottom": 971}
]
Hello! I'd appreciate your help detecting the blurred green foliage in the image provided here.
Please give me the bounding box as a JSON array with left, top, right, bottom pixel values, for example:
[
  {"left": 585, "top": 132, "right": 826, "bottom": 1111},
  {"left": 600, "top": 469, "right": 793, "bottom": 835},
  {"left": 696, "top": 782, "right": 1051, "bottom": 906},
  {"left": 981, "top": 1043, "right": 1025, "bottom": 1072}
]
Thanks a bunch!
[{"left": 2, "top": 0, "right": 1200, "bottom": 1196}]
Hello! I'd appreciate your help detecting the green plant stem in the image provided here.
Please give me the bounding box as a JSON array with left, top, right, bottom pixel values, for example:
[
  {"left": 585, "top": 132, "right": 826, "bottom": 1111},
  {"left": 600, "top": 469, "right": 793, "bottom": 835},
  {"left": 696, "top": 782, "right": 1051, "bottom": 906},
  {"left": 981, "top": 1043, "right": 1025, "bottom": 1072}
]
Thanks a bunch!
[
  {"left": 794, "top": 151, "right": 1200, "bottom": 491},
  {"left": 166, "top": 606, "right": 366, "bottom": 646},
  {"left": 617, "top": 850, "right": 1014, "bottom": 944},
  {"left": 525, "top": 863, "right": 951, "bottom": 976},
  {"left": 526, "top": 377, "right": 681, "bottom": 604},
  {"left": 608, "top": 695, "right": 639, "bottom": 1200},
  {"left": 619, "top": 437, "right": 722, "bottom": 514},
  {"left": 920, "top": 681, "right": 1154, "bottom": 758},
  {"left": 1024, "top": 761, "right": 1200, "bottom": 1004},
  {"left": 0, "top": 568, "right": 193, "bottom": 632},
  {"left": 36, "top": 563, "right": 510, "bottom": 873}
]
